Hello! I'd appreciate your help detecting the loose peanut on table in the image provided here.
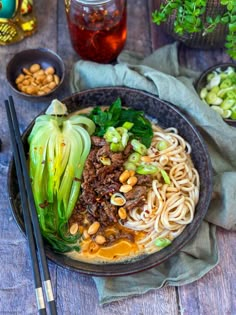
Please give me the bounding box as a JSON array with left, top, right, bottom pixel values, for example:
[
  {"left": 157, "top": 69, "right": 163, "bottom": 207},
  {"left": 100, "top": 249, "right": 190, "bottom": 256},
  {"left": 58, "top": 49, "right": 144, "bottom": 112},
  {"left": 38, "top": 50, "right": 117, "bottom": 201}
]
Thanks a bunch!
[{"left": 15, "top": 63, "right": 60, "bottom": 96}]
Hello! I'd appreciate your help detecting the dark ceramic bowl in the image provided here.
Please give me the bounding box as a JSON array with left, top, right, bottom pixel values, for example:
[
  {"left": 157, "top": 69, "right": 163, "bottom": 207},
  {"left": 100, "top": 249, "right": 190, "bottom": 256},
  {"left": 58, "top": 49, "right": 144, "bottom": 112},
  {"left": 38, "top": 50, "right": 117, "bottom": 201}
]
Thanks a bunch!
[
  {"left": 6, "top": 48, "right": 65, "bottom": 100},
  {"left": 195, "top": 62, "right": 236, "bottom": 127},
  {"left": 7, "top": 87, "right": 213, "bottom": 277}
]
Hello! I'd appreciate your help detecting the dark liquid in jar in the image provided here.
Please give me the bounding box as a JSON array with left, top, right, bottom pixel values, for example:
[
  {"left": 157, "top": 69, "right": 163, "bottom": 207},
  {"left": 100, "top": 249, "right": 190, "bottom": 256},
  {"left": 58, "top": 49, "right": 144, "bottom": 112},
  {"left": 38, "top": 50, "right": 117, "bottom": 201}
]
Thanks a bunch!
[{"left": 67, "top": 3, "right": 127, "bottom": 63}]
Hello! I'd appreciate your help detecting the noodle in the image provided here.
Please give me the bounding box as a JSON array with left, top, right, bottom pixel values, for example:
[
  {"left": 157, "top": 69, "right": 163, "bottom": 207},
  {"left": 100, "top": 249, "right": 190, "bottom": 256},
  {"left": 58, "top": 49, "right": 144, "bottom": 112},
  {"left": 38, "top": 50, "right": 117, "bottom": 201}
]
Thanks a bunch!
[{"left": 122, "top": 126, "right": 200, "bottom": 253}]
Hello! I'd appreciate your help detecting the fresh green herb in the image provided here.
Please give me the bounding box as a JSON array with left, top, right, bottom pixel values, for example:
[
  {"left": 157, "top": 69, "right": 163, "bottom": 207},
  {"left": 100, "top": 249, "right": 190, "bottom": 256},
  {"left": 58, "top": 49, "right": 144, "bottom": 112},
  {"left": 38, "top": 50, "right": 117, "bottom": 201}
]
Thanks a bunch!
[
  {"left": 152, "top": 0, "right": 236, "bottom": 59},
  {"left": 28, "top": 109, "right": 95, "bottom": 252},
  {"left": 88, "top": 98, "right": 153, "bottom": 147}
]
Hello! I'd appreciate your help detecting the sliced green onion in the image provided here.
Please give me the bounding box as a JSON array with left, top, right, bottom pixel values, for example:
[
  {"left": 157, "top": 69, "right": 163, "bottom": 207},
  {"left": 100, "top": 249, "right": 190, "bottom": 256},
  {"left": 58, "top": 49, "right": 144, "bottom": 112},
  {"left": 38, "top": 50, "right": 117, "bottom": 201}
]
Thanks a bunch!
[
  {"left": 123, "top": 161, "right": 137, "bottom": 171},
  {"left": 155, "top": 238, "right": 171, "bottom": 248},
  {"left": 100, "top": 156, "right": 111, "bottom": 165},
  {"left": 230, "top": 110, "right": 236, "bottom": 120},
  {"left": 122, "top": 121, "right": 134, "bottom": 130},
  {"left": 110, "top": 142, "right": 124, "bottom": 152},
  {"left": 220, "top": 99, "right": 235, "bottom": 110},
  {"left": 136, "top": 164, "right": 158, "bottom": 175},
  {"left": 220, "top": 78, "right": 232, "bottom": 89},
  {"left": 160, "top": 169, "right": 171, "bottom": 184},
  {"left": 104, "top": 127, "right": 121, "bottom": 143},
  {"left": 200, "top": 88, "right": 208, "bottom": 99},
  {"left": 131, "top": 139, "right": 147, "bottom": 155},
  {"left": 128, "top": 152, "right": 141, "bottom": 164},
  {"left": 110, "top": 193, "right": 126, "bottom": 206},
  {"left": 157, "top": 140, "right": 169, "bottom": 151},
  {"left": 206, "top": 92, "right": 223, "bottom": 105}
]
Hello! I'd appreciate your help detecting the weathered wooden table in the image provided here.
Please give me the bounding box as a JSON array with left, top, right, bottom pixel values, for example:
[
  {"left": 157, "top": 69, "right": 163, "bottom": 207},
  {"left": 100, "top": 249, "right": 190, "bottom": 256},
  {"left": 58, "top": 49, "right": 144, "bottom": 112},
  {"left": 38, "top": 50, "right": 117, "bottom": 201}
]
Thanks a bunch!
[{"left": 0, "top": 1, "right": 235, "bottom": 314}]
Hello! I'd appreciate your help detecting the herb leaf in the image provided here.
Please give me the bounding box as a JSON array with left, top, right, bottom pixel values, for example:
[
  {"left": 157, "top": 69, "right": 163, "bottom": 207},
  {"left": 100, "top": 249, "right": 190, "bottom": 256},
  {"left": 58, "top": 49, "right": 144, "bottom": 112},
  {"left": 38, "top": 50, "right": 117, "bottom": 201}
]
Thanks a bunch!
[{"left": 88, "top": 98, "right": 153, "bottom": 147}]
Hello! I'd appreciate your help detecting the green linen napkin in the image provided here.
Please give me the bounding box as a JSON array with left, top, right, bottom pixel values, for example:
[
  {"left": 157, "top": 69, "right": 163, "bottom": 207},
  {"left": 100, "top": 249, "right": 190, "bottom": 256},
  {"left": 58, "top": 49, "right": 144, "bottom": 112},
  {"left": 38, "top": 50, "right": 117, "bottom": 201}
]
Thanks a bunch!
[{"left": 70, "top": 42, "right": 236, "bottom": 304}]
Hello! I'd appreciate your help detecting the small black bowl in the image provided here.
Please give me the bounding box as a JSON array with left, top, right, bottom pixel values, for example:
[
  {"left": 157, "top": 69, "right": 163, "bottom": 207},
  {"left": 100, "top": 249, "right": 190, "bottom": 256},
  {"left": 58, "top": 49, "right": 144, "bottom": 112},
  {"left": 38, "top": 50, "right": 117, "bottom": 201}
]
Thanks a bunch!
[
  {"left": 6, "top": 48, "right": 65, "bottom": 100},
  {"left": 7, "top": 87, "right": 213, "bottom": 276},
  {"left": 195, "top": 62, "right": 236, "bottom": 127}
]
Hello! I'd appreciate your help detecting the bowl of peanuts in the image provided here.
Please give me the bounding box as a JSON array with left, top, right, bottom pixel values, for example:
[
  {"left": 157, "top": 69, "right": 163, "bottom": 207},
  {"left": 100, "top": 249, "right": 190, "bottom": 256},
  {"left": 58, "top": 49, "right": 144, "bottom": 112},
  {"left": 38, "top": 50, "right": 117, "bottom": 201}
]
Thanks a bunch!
[{"left": 6, "top": 48, "right": 65, "bottom": 99}]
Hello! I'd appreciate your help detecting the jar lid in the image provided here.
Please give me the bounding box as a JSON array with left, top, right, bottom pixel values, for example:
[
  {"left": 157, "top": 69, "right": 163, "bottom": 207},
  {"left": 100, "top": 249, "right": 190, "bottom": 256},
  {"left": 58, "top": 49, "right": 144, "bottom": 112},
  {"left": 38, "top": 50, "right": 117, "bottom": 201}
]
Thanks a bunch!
[{"left": 75, "top": 0, "right": 111, "bottom": 4}]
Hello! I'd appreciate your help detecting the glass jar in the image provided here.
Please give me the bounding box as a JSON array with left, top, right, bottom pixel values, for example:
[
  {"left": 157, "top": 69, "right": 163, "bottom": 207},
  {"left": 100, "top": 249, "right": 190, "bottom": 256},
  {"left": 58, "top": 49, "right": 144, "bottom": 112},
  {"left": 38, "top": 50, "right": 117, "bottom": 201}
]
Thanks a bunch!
[
  {"left": 0, "top": 0, "right": 37, "bottom": 45},
  {"left": 65, "top": 0, "right": 127, "bottom": 63}
]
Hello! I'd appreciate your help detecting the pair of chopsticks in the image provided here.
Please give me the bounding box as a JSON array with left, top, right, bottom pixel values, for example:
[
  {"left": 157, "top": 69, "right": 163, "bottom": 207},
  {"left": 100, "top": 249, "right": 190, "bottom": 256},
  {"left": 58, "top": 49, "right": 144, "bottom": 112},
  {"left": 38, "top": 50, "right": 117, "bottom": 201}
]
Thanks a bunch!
[{"left": 5, "top": 96, "right": 57, "bottom": 315}]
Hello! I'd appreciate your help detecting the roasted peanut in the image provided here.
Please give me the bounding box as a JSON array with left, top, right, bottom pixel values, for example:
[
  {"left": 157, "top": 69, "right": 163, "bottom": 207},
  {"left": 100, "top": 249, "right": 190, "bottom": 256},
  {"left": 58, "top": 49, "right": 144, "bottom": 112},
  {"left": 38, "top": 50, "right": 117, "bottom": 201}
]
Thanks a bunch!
[
  {"left": 119, "top": 184, "right": 133, "bottom": 193},
  {"left": 118, "top": 207, "right": 127, "bottom": 220},
  {"left": 15, "top": 74, "right": 25, "bottom": 84},
  {"left": 22, "top": 79, "right": 30, "bottom": 86},
  {"left": 37, "top": 90, "right": 46, "bottom": 96},
  {"left": 119, "top": 170, "right": 130, "bottom": 183},
  {"left": 141, "top": 156, "right": 152, "bottom": 163},
  {"left": 33, "top": 69, "right": 45, "bottom": 77},
  {"left": 36, "top": 74, "right": 46, "bottom": 83},
  {"left": 54, "top": 74, "right": 60, "bottom": 85},
  {"left": 128, "top": 170, "right": 135, "bottom": 177},
  {"left": 45, "top": 66, "right": 55, "bottom": 75},
  {"left": 127, "top": 176, "right": 138, "bottom": 187},
  {"left": 48, "top": 81, "right": 56, "bottom": 90},
  {"left": 46, "top": 74, "right": 53, "bottom": 83},
  {"left": 82, "top": 229, "right": 90, "bottom": 240},
  {"left": 30, "top": 63, "right": 40, "bottom": 73},
  {"left": 88, "top": 221, "right": 100, "bottom": 235},
  {"left": 95, "top": 235, "right": 106, "bottom": 245},
  {"left": 69, "top": 223, "right": 79, "bottom": 235},
  {"left": 26, "top": 85, "right": 38, "bottom": 95},
  {"left": 14, "top": 64, "right": 60, "bottom": 96},
  {"left": 22, "top": 67, "right": 31, "bottom": 75}
]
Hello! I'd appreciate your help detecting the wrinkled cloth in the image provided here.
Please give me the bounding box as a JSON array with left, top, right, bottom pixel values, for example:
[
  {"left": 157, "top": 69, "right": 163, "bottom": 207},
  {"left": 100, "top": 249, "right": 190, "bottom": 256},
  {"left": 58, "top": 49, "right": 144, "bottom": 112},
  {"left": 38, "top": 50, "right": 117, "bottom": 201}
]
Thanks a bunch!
[{"left": 70, "top": 42, "right": 236, "bottom": 304}]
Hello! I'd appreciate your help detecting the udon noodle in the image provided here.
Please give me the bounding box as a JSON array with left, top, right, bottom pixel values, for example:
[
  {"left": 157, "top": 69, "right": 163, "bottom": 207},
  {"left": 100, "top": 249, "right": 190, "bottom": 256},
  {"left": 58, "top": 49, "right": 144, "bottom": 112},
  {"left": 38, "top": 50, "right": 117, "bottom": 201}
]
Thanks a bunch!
[{"left": 121, "top": 125, "right": 200, "bottom": 254}]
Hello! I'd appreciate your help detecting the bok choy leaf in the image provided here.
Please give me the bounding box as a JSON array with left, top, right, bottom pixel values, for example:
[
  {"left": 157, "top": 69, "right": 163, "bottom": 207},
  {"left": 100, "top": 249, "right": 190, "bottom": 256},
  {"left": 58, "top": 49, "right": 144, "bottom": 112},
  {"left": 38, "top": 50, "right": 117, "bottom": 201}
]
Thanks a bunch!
[{"left": 28, "top": 102, "right": 95, "bottom": 252}]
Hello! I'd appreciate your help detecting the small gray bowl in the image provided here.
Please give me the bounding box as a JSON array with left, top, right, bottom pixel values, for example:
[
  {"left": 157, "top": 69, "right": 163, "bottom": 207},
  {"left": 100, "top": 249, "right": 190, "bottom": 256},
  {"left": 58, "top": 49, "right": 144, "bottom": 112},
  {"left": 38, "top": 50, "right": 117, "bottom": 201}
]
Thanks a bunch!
[
  {"left": 195, "top": 62, "right": 236, "bottom": 127},
  {"left": 6, "top": 48, "right": 65, "bottom": 101}
]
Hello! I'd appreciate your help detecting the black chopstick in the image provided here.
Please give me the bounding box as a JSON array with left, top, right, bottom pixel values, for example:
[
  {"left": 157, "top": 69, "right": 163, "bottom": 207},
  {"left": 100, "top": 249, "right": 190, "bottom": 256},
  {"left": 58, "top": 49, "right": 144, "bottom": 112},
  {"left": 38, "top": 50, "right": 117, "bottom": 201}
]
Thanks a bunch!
[{"left": 5, "top": 96, "right": 57, "bottom": 315}]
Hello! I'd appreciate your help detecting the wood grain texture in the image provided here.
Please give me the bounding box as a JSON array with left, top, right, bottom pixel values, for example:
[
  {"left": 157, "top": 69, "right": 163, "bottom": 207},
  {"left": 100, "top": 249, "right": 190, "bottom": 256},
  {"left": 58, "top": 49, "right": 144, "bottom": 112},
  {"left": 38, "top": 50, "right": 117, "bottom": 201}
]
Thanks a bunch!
[{"left": 0, "top": 0, "right": 235, "bottom": 314}]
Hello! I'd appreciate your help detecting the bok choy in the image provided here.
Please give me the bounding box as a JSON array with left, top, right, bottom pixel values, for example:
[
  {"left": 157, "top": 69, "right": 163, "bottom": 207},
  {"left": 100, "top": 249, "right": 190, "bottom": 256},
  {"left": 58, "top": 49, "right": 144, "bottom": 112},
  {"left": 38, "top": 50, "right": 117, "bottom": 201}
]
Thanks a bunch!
[{"left": 28, "top": 101, "right": 95, "bottom": 252}]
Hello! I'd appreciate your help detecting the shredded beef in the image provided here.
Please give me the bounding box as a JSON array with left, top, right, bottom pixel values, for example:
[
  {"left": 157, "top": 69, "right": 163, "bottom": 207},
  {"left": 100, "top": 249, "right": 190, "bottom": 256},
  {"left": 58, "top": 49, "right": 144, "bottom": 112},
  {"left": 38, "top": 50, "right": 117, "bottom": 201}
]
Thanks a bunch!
[
  {"left": 124, "top": 186, "right": 147, "bottom": 211},
  {"left": 70, "top": 137, "right": 152, "bottom": 246}
]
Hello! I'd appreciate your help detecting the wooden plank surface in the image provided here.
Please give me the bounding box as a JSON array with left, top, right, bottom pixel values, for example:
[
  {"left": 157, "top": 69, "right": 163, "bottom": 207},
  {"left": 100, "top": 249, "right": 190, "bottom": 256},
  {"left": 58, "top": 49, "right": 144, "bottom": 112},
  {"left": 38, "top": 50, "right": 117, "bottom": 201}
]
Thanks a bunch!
[{"left": 0, "top": 0, "right": 235, "bottom": 314}]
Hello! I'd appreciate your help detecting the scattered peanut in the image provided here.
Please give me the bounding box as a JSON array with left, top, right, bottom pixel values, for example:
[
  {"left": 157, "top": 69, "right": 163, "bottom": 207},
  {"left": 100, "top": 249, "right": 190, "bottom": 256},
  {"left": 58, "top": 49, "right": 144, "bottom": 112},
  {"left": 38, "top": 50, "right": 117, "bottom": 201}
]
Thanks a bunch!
[
  {"left": 127, "top": 176, "right": 138, "bottom": 187},
  {"left": 118, "top": 207, "right": 127, "bottom": 220},
  {"left": 128, "top": 170, "right": 135, "bottom": 177},
  {"left": 141, "top": 156, "right": 152, "bottom": 163},
  {"left": 69, "top": 223, "right": 79, "bottom": 235},
  {"left": 95, "top": 235, "right": 106, "bottom": 245},
  {"left": 82, "top": 229, "right": 90, "bottom": 240},
  {"left": 30, "top": 63, "right": 41, "bottom": 73},
  {"left": 119, "top": 184, "right": 133, "bottom": 193},
  {"left": 15, "top": 63, "right": 60, "bottom": 96},
  {"left": 88, "top": 221, "right": 100, "bottom": 235},
  {"left": 119, "top": 170, "right": 130, "bottom": 183}
]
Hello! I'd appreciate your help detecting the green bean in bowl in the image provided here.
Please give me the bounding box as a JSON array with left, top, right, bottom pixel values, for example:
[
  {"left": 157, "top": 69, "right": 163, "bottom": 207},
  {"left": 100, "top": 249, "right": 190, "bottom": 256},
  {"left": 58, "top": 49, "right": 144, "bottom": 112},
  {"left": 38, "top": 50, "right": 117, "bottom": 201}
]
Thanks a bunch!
[{"left": 195, "top": 63, "right": 236, "bottom": 124}]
